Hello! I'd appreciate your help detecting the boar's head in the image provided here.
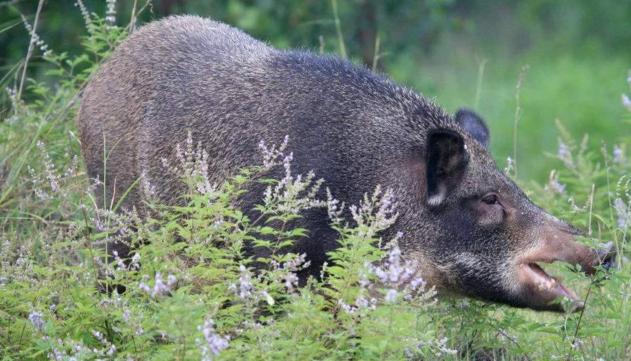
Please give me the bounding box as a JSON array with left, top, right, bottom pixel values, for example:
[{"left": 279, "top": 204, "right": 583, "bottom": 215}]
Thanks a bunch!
[{"left": 395, "top": 109, "right": 613, "bottom": 312}]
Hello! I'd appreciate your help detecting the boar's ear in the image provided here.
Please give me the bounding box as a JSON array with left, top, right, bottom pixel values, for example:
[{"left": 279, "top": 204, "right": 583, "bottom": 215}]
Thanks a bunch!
[
  {"left": 426, "top": 129, "right": 469, "bottom": 207},
  {"left": 455, "top": 108, "right": 490, "bottom": 148}
]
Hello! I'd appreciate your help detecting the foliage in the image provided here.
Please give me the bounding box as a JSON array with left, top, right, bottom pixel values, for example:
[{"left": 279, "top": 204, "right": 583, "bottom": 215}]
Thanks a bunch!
[{"left": 0, "top": 4, "right": 630, "bottom": 361}]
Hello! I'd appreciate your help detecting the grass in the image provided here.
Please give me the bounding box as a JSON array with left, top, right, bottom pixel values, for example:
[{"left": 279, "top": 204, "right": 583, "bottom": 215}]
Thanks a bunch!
[
  {"left": 0, "top": 5, "right": 630, "bottom": 361},
  {"left": 388, "top": 38, "right": 630, "bottom": 182}
]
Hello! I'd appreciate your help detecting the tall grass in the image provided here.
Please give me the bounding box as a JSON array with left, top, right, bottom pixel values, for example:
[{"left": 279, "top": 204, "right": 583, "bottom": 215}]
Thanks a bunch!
[{"left": 0, "top": 4, "right": 630, "bottom": 361}]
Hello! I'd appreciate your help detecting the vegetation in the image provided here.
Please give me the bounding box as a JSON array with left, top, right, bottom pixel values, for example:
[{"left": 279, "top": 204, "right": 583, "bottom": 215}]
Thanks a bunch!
[{"left": 0, "top": 1, "right": 630, "bottom": 360}]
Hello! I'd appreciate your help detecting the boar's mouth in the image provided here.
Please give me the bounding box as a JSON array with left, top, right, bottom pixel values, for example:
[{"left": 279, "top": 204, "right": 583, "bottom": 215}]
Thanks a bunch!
[
  {"left": 518, "top": 260, "right": 583, "bottom": 311},
  {"left": 516, "top": 234, "right": 614, "bottom": 312}
]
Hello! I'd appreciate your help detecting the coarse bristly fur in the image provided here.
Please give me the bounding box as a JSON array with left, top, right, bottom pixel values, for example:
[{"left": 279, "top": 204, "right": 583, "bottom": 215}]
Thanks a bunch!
[{"left": 78, "top": 15, "right": 609, "bottom": 311}]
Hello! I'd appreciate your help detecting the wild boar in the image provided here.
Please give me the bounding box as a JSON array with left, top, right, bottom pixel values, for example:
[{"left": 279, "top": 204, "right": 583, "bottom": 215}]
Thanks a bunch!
[{"left": 78, "top": 16, "right": 611, "bottom": 311}]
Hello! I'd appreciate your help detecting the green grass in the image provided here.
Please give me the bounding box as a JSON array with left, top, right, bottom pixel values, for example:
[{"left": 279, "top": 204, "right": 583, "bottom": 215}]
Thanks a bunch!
[{"left": 0, "top": 6, "right": 630, "bottom": 361}]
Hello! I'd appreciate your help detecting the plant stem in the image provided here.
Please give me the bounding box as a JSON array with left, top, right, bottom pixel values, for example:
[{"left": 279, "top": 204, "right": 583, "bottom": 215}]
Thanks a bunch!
[
  {"left": 331, "top": 0, "right": 347, "bottom": 59},
  {"left": 17, "top": 0, "right": 45, "bottom": 103},
  {"left": 371, "top": 34, "right": 381, "bottom": 72},
  {"left": 474, "top": 58, "right": 487, "bottom": 109},
  {"left": 512, "top": 65, "right": 529, "bottom": 179}
]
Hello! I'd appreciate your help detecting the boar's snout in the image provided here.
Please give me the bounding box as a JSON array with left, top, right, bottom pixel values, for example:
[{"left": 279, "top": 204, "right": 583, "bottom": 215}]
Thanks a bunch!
[
  {"left": 539, "top": 219, "right": 616, "bottom": 275},
  {"left": 515, "top": 216, "right": 616, "bottom": 312}
]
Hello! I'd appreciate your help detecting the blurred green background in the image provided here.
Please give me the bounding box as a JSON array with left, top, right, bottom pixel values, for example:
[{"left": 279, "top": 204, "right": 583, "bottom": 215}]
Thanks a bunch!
[{"left": 1, "top": 0, "right": 629, "bottom": 182}]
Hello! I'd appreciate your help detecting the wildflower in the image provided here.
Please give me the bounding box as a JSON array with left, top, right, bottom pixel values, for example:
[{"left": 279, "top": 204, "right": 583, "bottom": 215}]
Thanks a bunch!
[
  {"left": 259, "top": 135, "right": 289, "bottom": 169},
  {"left": 338, "top": 299, "right": 358, "bottom": 314},
  {"left": 75, "top": 1, "right": 93, "bottom": 31},
  {"left": 374, "top": 189, "right": 397, "bottom": 231},
  {"left": 325, "top": 188, "right": 345, "bottom": 224},
  {"left": 21, "top": 15, "right": 52, "bottom": 57},
  {"left": 27, "top": 166, "right": 49, "bottom": 200},
  {"left": 28, "top": 311, "right": 45, "bottom": 332},
  {"left": 261, "top": 150, "right": 325, "bottom": 214},
  {"left": 277, "top": 253, "right": 310, "bottom": 292},
  {"left": 112, "top": 251, "right": 126, "bottom": 271},
  {"left": 369, "top": 237, "right": 434, "bottom": 304},
  {"left": 434, "top": 337, "right": 458, "bottom": 355},
  {"left": 614, "top": 198, "right": 629, "bottom": 229},
  {"left": 283, "top": 271, "right": 299, "bottom": 292},
  {"left": 230, "top": 265, "right": 254, "bottom": 300},
  {"left": 355, "top": 295, "right": 377, "bottom": 309},
  {"left": 129, "top": 252, "right": 141, "bottom": 270},
  {"left": 457, "top": 299, "right": 470, "bottom": 309},
  {"left": 557, "top": 141, "right": 574, "bottom": 168},
  {"left": 260, "top": 290, "right": 275, "bottom": 305},
  {"left": 550, "top": 181, "right": 566, "bottom": 195},
  {"left": 92, "top": 330, "right": 116, "bottom": 356},
  {"left": 198, "top": 319, "right": 230, "bottom": 361},
  {"left": 545, "top": 170, "right": 566, "bottom": 194},
  {"left": 338, "top": 266, "right": 377, "bottom": 314},
  {"left": 5, "top": 86, "right": 21, "bottom": 118},
  {"left": 613, "top": 145, "right": 624, "bottom": 163},
  {"left": 409, "top": 276, "right": 426, "bottom": 291},
  {"left": 27, "top": 141, "right": 63, "bottom": 200},
  {"left": 384, "top": 289, "right": 398, "bottom": 303},
  {"left": 348, "top": 186, "right": 398, "bottom": 237},
  {"left": 571, "top": 337, "right": 584, "bottom": 349},
  {"left": 63, "top": 155, "right": 80, "bottom": 179},
  {"left": 105, "top": 0, "right": 117, "bottom": 25},
  {"left": 162, "top": 131, "right": 217, "bottom": 195},
  {"left": 411, "top": 337, "right": 458, "bottom": 357},
  {"left": 139, "top": 272, "right": 177, "bottom": 298},
  {"left": 140, "top": 171, "right": 157, "bottom": 200},
  {"left": 285, "top": 253, "right": 310, "bottom": 271},
  {"left": 504, "top": 156, "right": 514, "bottom": 174},
  {"left": 372, "top": 244, "right": 415, "bottom": 285},
  {"left": 122, "top": 309, "right": 131, "bottom": 322}
]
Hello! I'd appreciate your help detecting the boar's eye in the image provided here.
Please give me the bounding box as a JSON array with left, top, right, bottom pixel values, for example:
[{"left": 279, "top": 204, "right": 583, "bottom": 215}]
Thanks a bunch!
[
  {"left": 481, "top": 193, "right": 499, "bottom": 205},
  {"left": 476, "top": 193, "right": 505, "bottom": 225}
]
